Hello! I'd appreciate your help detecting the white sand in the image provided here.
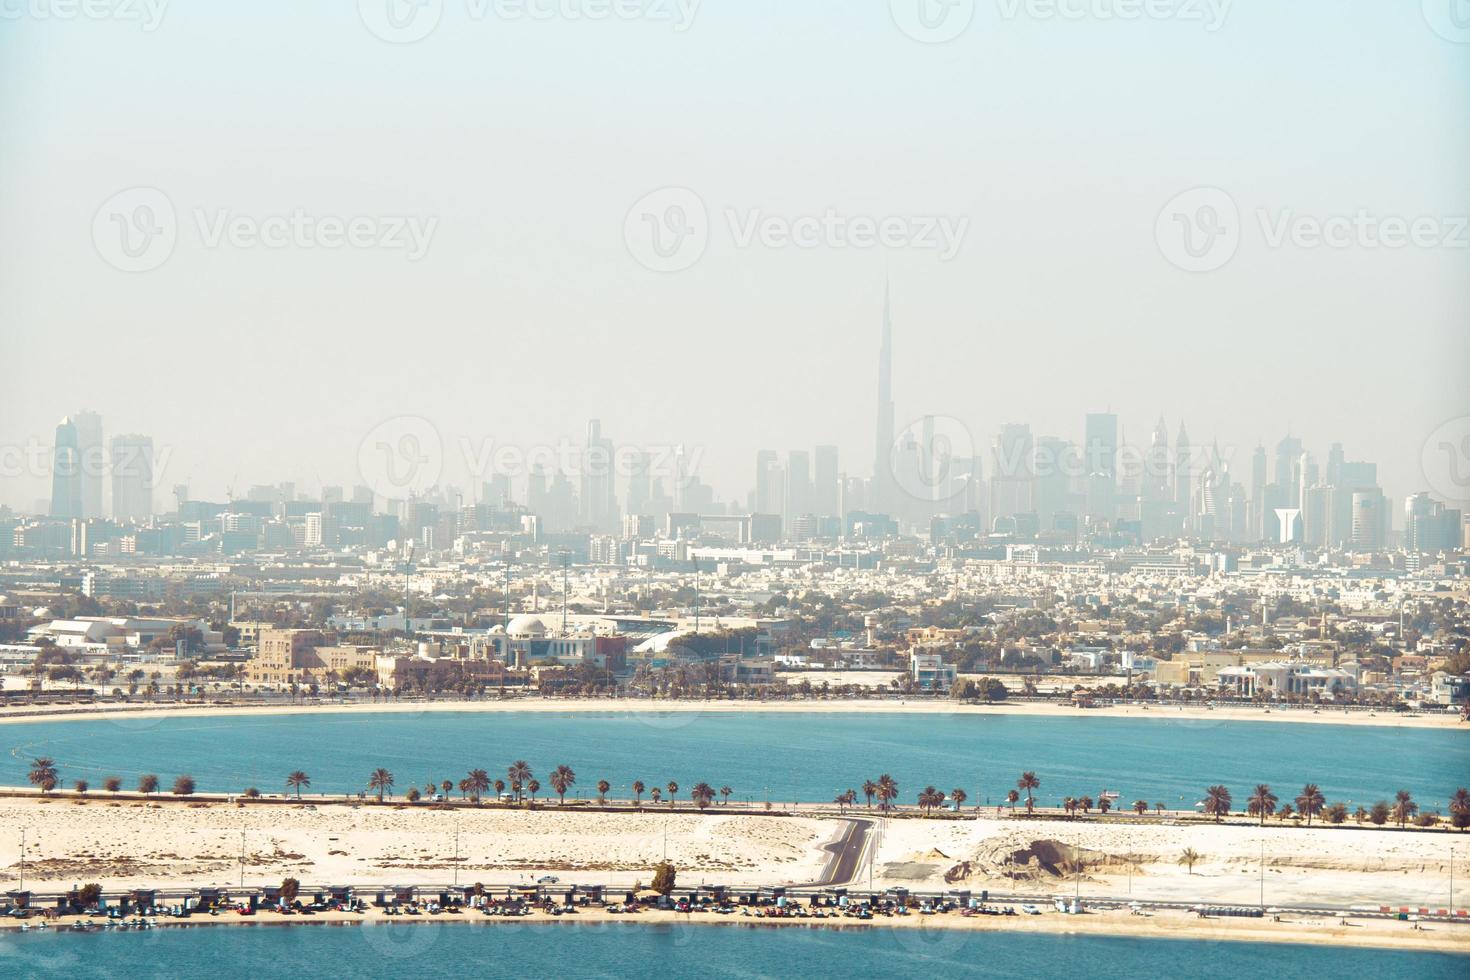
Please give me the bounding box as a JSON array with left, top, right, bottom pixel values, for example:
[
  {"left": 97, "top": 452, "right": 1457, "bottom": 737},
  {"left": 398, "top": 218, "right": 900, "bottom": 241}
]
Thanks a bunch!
[
  {"left": 870, "top": 814, "right": 1464, "bottom": 909},
  {"left": 0, "top": 797, "right": 828, "bottom": 890}
]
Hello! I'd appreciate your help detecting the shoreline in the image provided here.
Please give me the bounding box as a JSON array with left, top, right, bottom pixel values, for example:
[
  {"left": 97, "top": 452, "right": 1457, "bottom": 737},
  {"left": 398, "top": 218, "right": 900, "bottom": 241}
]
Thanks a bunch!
[
  {"left": 0, "top": 904, "right": 1466, "bottom": 955},
  {"left": 1, "top": 696, "right": 1463, "bottom": 730}
]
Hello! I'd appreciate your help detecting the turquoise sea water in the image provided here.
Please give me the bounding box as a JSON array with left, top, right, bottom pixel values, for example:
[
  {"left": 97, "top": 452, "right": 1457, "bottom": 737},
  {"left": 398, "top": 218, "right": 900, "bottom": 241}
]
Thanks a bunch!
[
  {"left": 2, "top": 710, "right": 1465, "bottom": 810},
  {"left": 0, "top": 922, "right": 1465, "bottom": 979}
]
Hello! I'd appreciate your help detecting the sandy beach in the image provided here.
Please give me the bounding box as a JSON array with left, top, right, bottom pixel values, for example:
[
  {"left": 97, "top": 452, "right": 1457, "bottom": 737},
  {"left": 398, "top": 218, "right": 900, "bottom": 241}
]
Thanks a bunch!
[
  {"left": 1, "top": 696, "right": 1462, "bottom": 730},
  {"left": 0, "top": 796, "right": 829, "bottom": 891}
]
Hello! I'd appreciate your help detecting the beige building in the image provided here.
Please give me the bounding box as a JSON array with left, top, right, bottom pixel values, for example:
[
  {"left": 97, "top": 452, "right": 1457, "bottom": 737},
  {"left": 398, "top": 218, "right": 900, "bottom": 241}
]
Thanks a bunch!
[{"left": 247, "top": 628, "right": 376, "bottom": 686}]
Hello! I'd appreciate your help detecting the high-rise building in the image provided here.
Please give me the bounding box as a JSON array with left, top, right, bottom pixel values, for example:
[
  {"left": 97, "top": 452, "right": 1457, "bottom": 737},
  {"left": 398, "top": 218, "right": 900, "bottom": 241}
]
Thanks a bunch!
[
  {"left": 990, "top": 423, "right": 1034, "bottom": 525},
  {"left": 109, "top": 434, "right": 154, "bottom": 522},
  {"left": 50, "top": 417, "right": 83, "bottom": 519},
  {"left": 73, "top": 410, "right": 104, "bottom": 519},
  {"left": 871, "top": 281, "right": 895, "bottom": 514},
  {"left": 1083, "top": 412, "right": 1118, "bottom": 523},
  {"left": 1249, "top": 444, "right": 1267, "bottom": 540},
  {"left": 1274, "top": 434, "right": 1303, "bottom": 505},
  {"left": 1404, "top": 493, "right": 1462, "bottom": 552},
  {"left": 579, "top": 419, "right": 616, "bottom": 531},
  {"left": 785, "top": 449, "right": 811, "bottom": 523},
  {"left": 754, "top": 450, "right": 782, "bottom": 515},
  {"left": 1146, "top": 417, "right": 1170, "bottom": 502},
  {"left": 813, "top": 445, "right": 838, "bottom": 517},
  {"left": 1351, "top": 488, "right": 1387, "bottom": 551},
  {"left": 1173, "top": 422, "right": 1191, "bottom": 517}
]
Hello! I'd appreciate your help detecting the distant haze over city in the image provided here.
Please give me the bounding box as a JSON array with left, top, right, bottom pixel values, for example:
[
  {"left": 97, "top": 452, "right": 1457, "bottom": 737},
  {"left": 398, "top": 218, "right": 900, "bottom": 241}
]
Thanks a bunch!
[{"left": 1, "top": 4, "right": 1466, "bottom": 515}]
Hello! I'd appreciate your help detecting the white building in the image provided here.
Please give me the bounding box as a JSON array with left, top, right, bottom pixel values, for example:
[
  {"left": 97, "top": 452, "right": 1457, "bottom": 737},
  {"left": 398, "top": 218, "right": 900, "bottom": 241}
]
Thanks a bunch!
[{"left": 1216, "top": 660, "right": 1358, "bottom": 699}]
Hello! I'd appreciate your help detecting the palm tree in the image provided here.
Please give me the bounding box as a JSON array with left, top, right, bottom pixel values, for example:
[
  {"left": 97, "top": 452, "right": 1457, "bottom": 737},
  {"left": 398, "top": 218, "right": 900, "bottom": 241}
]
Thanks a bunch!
[
  {"left": 467, "top": 769, "right": 491, "bottom": 803},
  {"left": 1006, "top": 789, "right": 1019, "bottom": 811},
  {"left": 441, "top": 780, "right": 453, "bottom": 799},
  {"left": 286, "top": 771, "right": 311, "bottom": 800},
  {"left": 877, "top": 773, "right": 898, "bottom": 813},
  {"left": 666, "top": 781, "right": 679, "bottom": 807},
  {"left": 951, "top": 788, "right": 967, "bottom": 809},
  {"left": 28, "top": 757, "right": 58, "bottom": 794},
  {"left": 550, "top": 765, "right": 576, "bottom": 804},
  {"left": 1133, "top": 799, "right": 1148, "bottom": 815},
  {"left": 1392, "top": 789, "right": 1417, "bottom": 828},
  {"left": 1295, "top": 784, "right": 1324, "bottom": 826},
  {"left": 918, "top": 786, "right": 943, "bottom": 815},
  {"left": 368, "top": 768, "right": 394, "bottom": 803},
  {"left": 862, "top": 780, "right": 878, "bottom": 809},
  {"left": 1018, "top": 772, "right": 1040, "bottom": 815},
  {"left": 1178, "top": 847, "right": 1201, "bottom": 874},
  {"left": 1247, "top": 784, "right": 1277, "bottom": 825},
  {"left": 651, "top": 787, "right": 662, "bottom": 805},
  {"left": 720, "top": 786, "right": 732, "bottom": 806},
  {"left": 507, "top": 761, "right": 532, "bottom": 800},
  {"left": 493, "top": 779, "right": 506, "bottom": 800},
  {"left": 1079, "top": 795, "right": 1093, "bottom": 814},
  {"left": 457, "top": 778, "right": 471, "bottom": 799},
  {"left": 691, "top": 782, "right": 715, "bottom": 810},
  {"left": 1155, "top": 802, "right": 1166, "bottom": 815},
  {"left": 633, "top": 780, "right": 646, "bottom": 804},
  {"left": 1450, "top": 788, "right": 1470, "bottom": 831},
  {"left": 1204, "top": 785, "right": 1232, "bottom": 823},
  {"left": 526, "top": 778, "right": 540, "bottom": 803},
  {"left": 597, "top": 780, "right": 611, "bottom": 805},
  {"left": 1063, "top": 796, "right": 1077, "bottom": 819}
]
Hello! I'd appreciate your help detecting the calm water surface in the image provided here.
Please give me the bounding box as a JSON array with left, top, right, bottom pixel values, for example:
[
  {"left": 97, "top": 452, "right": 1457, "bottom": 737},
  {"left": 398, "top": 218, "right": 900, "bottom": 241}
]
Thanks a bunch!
[
  {"left": 0, "top": 922, "right": 1465, "bottom": 979},
  {"left": 2, "top": 710, "right": 1465, "bottom": 809}
]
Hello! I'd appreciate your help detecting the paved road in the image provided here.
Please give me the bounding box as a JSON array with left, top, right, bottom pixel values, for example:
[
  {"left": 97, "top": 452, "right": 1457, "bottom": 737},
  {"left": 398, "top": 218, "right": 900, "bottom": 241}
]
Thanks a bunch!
[{"left": 793, "top": 818, "right": 872, "bottom": 888}]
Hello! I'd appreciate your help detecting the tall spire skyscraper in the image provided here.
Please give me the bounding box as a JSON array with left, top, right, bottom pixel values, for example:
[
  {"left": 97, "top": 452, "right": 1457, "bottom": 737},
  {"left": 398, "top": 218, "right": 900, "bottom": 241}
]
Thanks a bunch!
[{"left": 871, "top": 280, "right": 895, "bottom": 513}]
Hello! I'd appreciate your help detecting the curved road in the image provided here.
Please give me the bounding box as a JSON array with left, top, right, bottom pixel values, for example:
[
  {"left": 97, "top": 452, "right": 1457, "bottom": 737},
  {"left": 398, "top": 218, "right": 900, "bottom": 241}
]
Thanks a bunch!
[{"left": 793, "top": 818, "right": 873, "bottom": 888}]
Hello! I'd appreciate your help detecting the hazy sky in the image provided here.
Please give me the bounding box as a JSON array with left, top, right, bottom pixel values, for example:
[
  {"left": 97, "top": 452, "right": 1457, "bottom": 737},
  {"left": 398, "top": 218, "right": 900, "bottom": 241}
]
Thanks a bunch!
[{"left": 1, "top": 2, "right": 1467, "bottom": 512}]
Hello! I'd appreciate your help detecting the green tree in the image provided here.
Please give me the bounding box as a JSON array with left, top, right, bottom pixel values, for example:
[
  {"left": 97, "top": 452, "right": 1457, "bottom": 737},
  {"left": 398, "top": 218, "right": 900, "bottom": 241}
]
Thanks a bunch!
[
  {"left": 1449, "top": 788, "right": 1470, "bottom": 831},
  {"left": 650, "top": 861, "right": 677, "bottom": 896},
  {"left": 1204, "top": 785, "right": 1232, "bottom": 823},
  {"left": 1247, "top": 784, "right": 1277, "bottom": 825},
  {"left": 28, "top": 757, "right": 58, "bottom": 794},
  {"left": 1391, "top": 790, "right": 1417, "bottom": 828},
  {"left": 138, "top": 774, "right": 159, "bottom": 796},
  {"left": 691, "top": 782, "right": 715, "bottom": 810},
  {"left": 1369, "top": 800, "right": 1390, "bottom": 826},
  {"left": 172, "top": 775, "right": 196, "bottom": 796},
  {"left": 368, "top": 768, "right": 395, "bottom": 803},
  {"left": 596, "top": 779, "right": 611, "bottom": 804},
  {"left": 1295, "top": 784, "right": 1325, "bottom": 826},
  {"left": 1018, "top": 772, "right": 1040, "bottom": 815},
  {"left": 286, "top": 771, "right": 311, "bottom": 799},
  {"left": 550, "top": 765, "right": 576, "bottom": 804},
  {"left": 1178, "top": 848, "right": 1201, "bottom": 874}
]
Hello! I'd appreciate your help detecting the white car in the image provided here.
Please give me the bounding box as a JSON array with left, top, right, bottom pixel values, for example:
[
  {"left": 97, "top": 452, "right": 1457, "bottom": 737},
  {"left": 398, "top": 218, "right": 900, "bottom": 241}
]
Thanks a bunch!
[
  {"left": 1019, "top": 904, "right": 1041, "bottom": 915},
  {"left": 537, "top": 876, "right": 559, "bottom": 885}
]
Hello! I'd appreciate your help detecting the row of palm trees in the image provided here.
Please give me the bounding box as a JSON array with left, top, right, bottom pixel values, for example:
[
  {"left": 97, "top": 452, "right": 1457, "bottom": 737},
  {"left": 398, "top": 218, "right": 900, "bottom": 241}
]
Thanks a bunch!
[
  {"left": 25, "top": 756, "right": 1470, "bottom": 830},
  {"left": 345, "top": 764, "right": 730, "bottom": 810},
  {"left": 26, "top": 758, "right": 194, "bottom": 797}
]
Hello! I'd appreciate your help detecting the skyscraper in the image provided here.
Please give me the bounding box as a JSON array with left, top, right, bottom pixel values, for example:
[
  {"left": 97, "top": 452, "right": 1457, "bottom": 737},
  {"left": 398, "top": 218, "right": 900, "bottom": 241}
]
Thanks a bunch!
[
  {"left": 871, "top": 281, "right": 895, "bottom": 514},
  {"left": 579, "top": 419, "right": 616, "bottom": 531},
  {"left": 813, "top": 445, "right": 838, "bottom": 518},
  {"left": 1083, "top": 412, "right": 1118, "bottom": 523},
  {"left": 50, "top": 417, "right": 83, "bottom": 519},
  {"left": 1146, "top": 417, "right": 1169, "bottom": 502},
  {"left": 73, "top": 410, "right": 103, "bottom": 519},
  {"left": 1173, "top": 422, "right": 1192, "bottom": 517},
  {"left": 110, "top": 434, "right": 154, "bottom": 522},
  {"left": 990, "top": 423, "right": 1034, "bottom": 525}
]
